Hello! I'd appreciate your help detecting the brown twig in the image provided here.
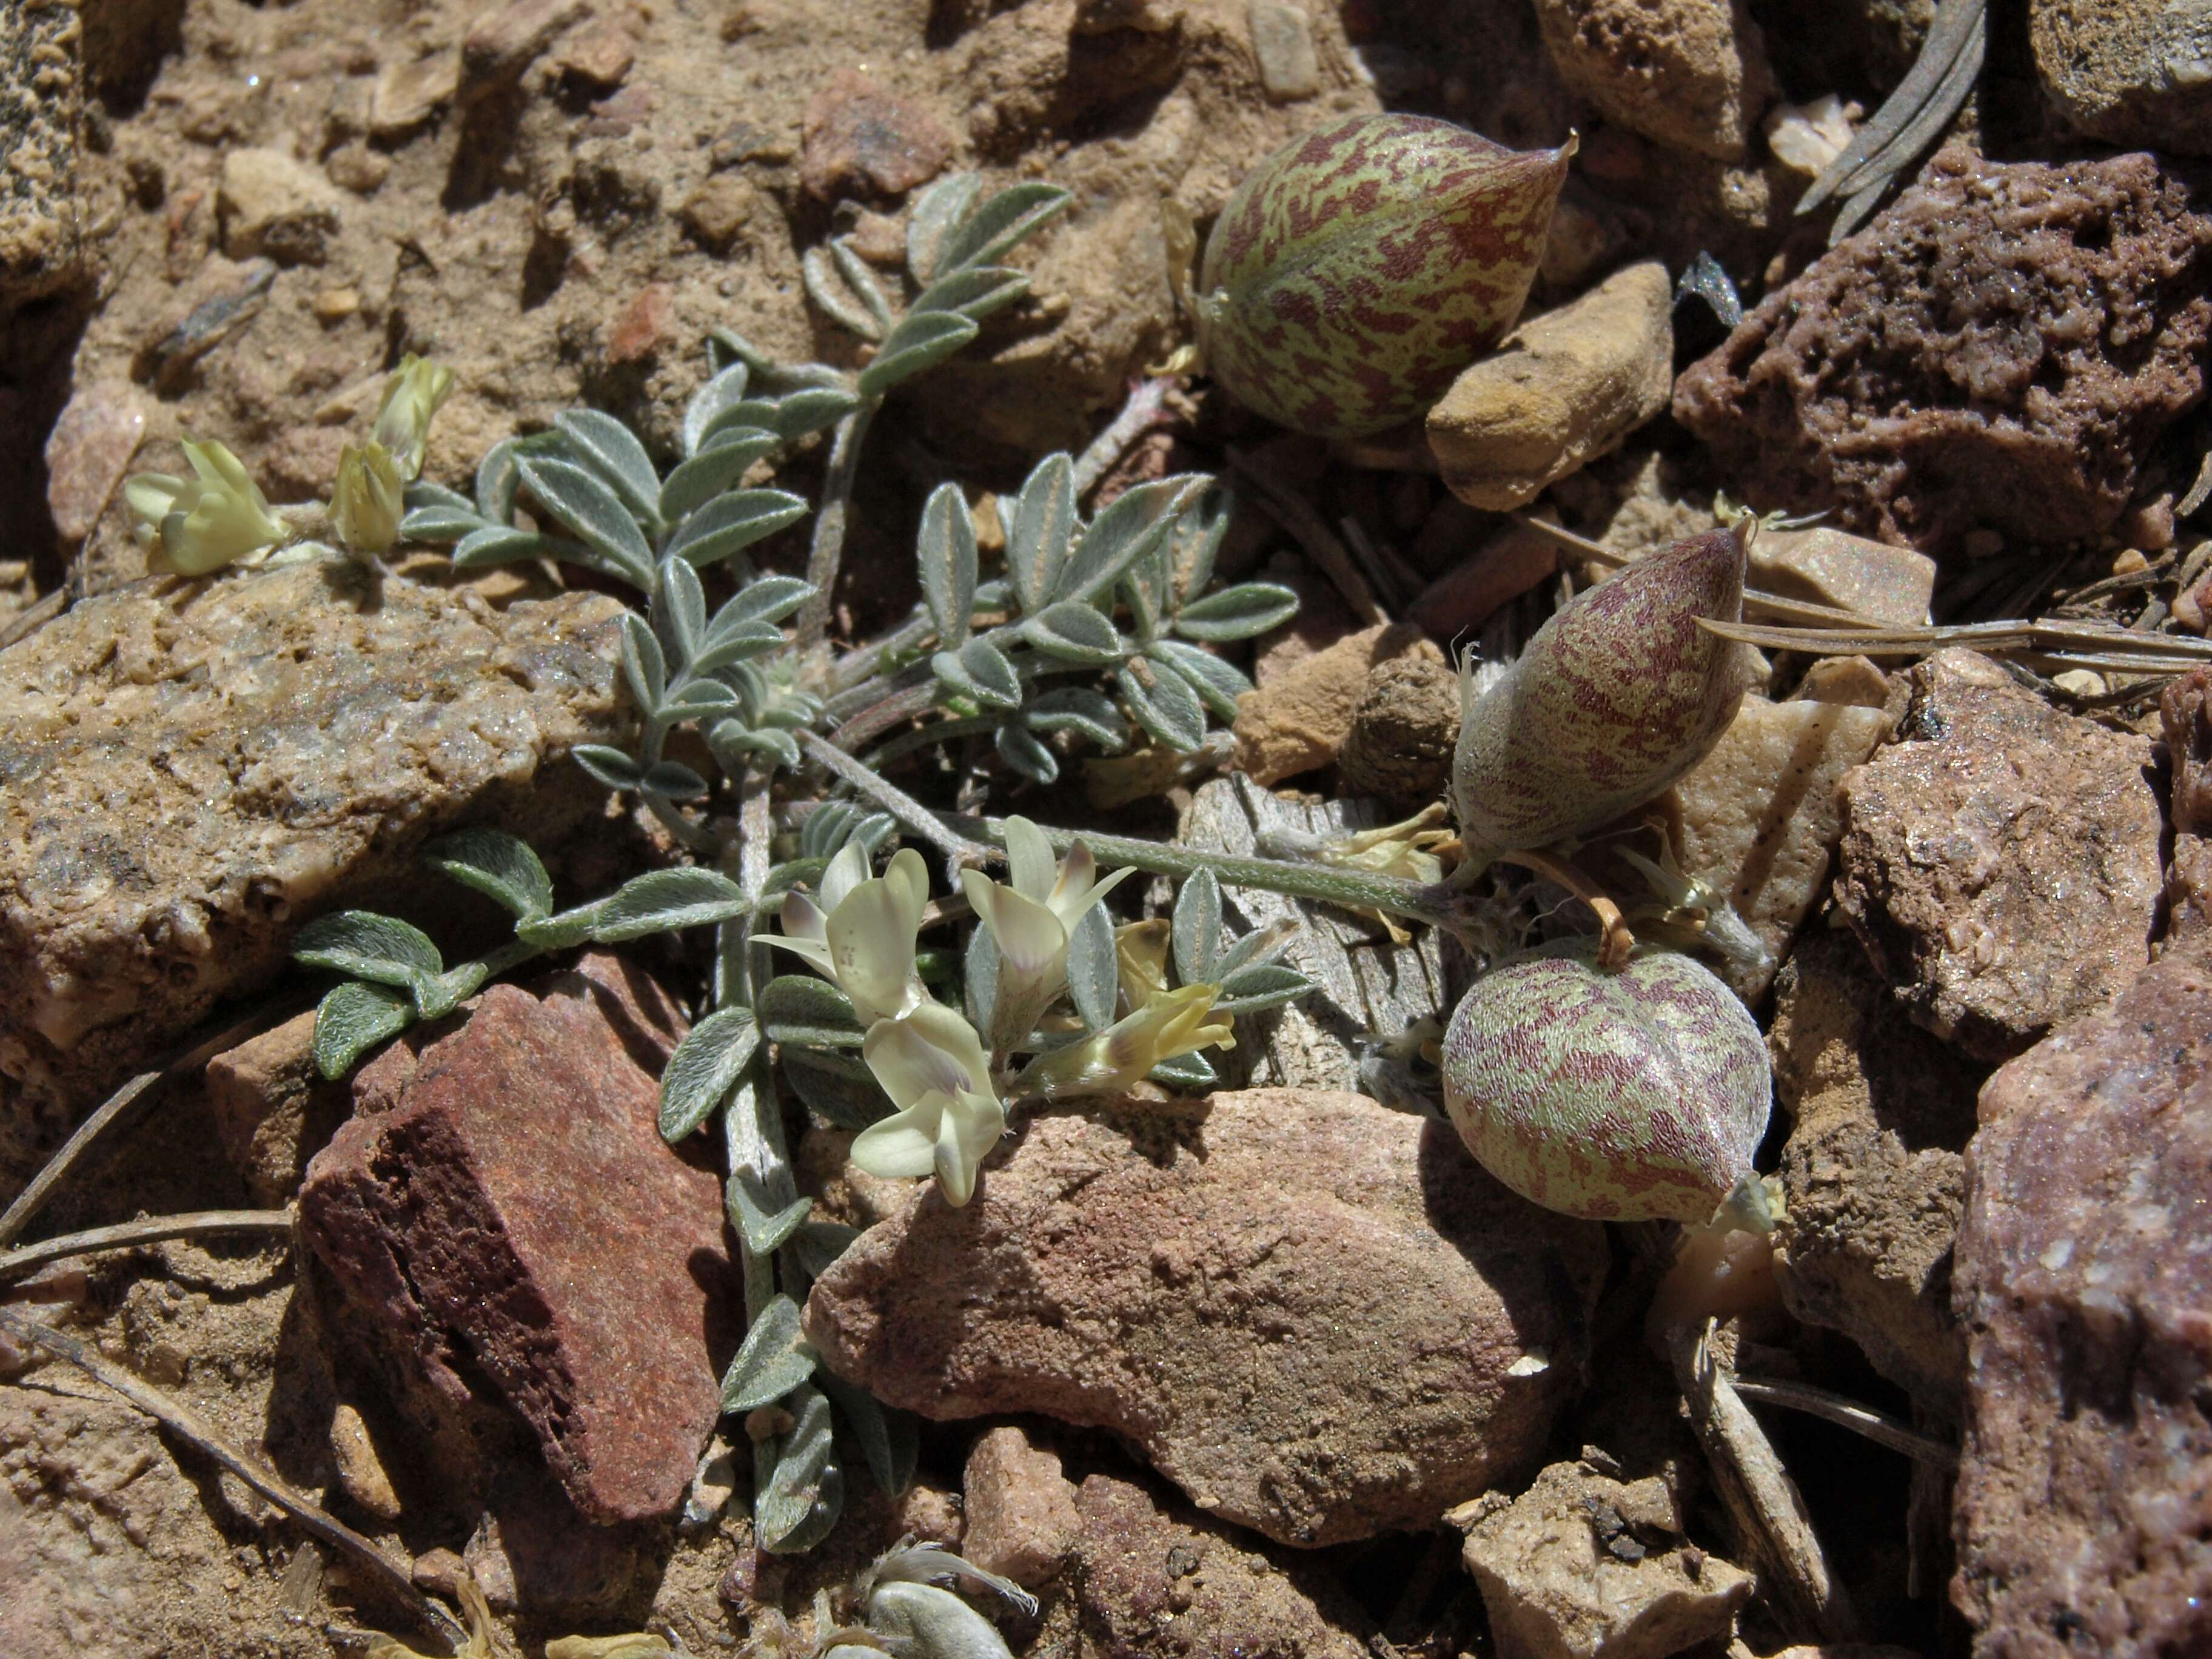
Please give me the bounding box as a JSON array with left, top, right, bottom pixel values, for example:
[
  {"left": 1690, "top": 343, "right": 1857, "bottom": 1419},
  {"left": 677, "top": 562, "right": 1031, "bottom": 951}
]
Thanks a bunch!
[
  {"left": 1227, "top": 449, "right": 1386, "bottom": 626},
  {"left": 0, "top": 1304, "right": 466, "bottom": 1649},
  {"left": 0, "top": 1208, "right": 297, "bottom": 1284},
  {"left": 1731, "top": 1375, "right": 1960, "bottom": 1471}
]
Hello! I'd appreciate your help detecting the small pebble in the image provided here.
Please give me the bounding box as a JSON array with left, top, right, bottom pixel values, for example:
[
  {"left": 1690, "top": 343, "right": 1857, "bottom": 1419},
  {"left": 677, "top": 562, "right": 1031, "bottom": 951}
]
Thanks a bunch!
[{"left": 313, "top": 286, "right": 360, "bottom": 322}]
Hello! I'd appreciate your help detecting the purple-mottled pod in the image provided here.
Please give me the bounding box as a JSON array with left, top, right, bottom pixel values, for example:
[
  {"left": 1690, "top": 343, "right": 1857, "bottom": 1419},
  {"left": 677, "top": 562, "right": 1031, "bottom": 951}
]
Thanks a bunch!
[
  {"left": 1195, "top": 113, "right": 1572, "bottom": 440},
  {"left": 1450, "top": 520, "right": 1751, "bottom": 869},
  {"left": 1440, "top": 939, "right": 1771, "bottom": 1224}
]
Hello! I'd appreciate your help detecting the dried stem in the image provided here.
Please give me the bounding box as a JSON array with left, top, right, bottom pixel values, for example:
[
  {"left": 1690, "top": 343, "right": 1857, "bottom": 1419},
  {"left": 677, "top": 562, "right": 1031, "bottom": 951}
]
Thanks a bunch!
[
  {"left": 1494, "top": 848, "right": 1635, "bottom": 968},
  {"left": 1227, "top": 449, "right": 1385, "bottom": 626},
  {"left": 1731, "top": 1375, "right": 1960, "bottom": 1470},
  {"left": 0, "top": 1208, "right": 295, "bottom": 1284},
  {"left": 1071, "top": 376, "right": 1176, "bottom": 500},
  {"left": 794, "top": 399, "right": 881, "bottom": 651},
  {"left": 0, "top": 1305, "right": 467, "bottom": 1649}
]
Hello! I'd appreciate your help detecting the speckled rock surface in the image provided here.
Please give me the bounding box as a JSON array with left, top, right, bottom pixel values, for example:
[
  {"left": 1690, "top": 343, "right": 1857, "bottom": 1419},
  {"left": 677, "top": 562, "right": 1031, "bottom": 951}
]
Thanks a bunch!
[
  {"left": 0, "top": 0, "right": 85, "bottom": 309},
  {"left": 1833, "top": 649, "right": 2162, "bottom": 1059},
  {"left": 1766, "top": 931, "right": 1983, "bottom": 1415},
  {"left": 1954, "top": 941, "right": 2212, "bottom": 1658},
  {"left": 1072, "top": 1469, "right": 1373, "bottom": 1657},
  {"left": 2030, "top": 0, "right": 2212, "bottom": 157},
  {"left": 298, "top": 956, "right": 726, "bottom": 1525},
  {"left": 1675, "top": 147, "right": 2212, "bottom": 552},
  {"left": 1748, "top": 526, "right": 1935, "bottom": 627},
  {"left": 1232, "top": 622, "right": 1438, "bottom": 786},
  {"left": 964, "top": 1425, "right": 1084, "bottom": 1589},
  {"left": 2162, "top": 666, "right": 2212, "bottom": 941},
  {"left": 0, "top": 558, "right": 624, "bottom": 1203},
  {"left": 1460, "top": 1458, "right": 1754, "bottom": 1659},
  {"left": 1535, "top": 0, "right": 1775, "bottom": 159},
  {"left": 803, "top": 1089, "right": 1609, "bottom": 1547}
]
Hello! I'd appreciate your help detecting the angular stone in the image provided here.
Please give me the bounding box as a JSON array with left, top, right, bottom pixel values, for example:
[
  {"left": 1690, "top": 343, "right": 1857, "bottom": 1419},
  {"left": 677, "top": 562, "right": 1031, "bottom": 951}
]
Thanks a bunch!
[
  {"left": 0, "top": 561, "right": 624, "bottom": 1201},
  {"left": 800, "top": 68, "right": 953, "bottom": 201},
  {"left": 1676, "top": 147, "right": 2212, "bottom": 552},
  {"left": 1535, "top": 0, "right": 1775, "bottom": 160},
  {"left": 2031, "top": 0, "right": 2212, "bottom": 157},
  {"left": 1248, "top": 0, "right": 1319, "bottom": 100},
  {"left": 1667, "top": 677, "right": 1895, "bottom": 1000},
  {"left": 1232, "top": 620, "right": 1436, "bottom": 785},
  {"left": 1461, "top": 1459, "right": 1755, "bottom": 1659},
  {"left": 203, "top": 1008, "right": 352, "bottom": 1206},
  {"left": 1834, "top": 649, "right": 2162, "bottom": 1059},
  {"left": 460, "top": 0, "right": 591, "bottom": 99},
  {"left": 370, "top": 49, "right": 461, "bottom": 136},
  {"left": 2164, "top": 668, "right": 2212, "bottom": 940},
  {"left": 1954, "top": 942, "right": 2212, "bottom": 1658},
  {"left": 218, "top": 148, "right": 344, "bottom": 266},
  {"left": 803, "top": 1089, "right": 1609, "bottom": 1547},
  {"left": 1749, "top": 526, "right": 1935, "bottom": 627},
  {"left": 298, "top": 958, "right": 725, "bottom": 1524},
  {"left": 1766, "top": 931, "right": 1983, "bottom": 1414},
  {"left": 680, "top": 175, "right": 757, "bottom": 250},
  {"left": 962, "top": 1425, "right": 1082, "bottom": 1589},
  {"left": 1073, "top": 1470, "right": 1372, "bottom": 1657},
  {"left": 1428, "top": 262, "right": 1674, "bottom": 513},
  {"left": 42, "top": 379, "right": 149, "bottom": 543},
  {"left": 555, "top": 21, "right": 635, "bottom": 88},
  {"left": 0, "top": 0, "right": 86, "bottom": 309}
]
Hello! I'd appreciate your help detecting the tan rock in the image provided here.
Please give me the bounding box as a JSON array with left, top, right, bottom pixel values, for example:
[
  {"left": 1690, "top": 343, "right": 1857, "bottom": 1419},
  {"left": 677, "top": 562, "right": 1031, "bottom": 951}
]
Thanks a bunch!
[
  {"left": 460, "top": 0, "right": 591, "bottom": 99},
  {"left": 1749, "top": 525, "right": 1934, "bottom": 626},
  {"left": 962, "top": 1426, "right": 1082, "bottom": 1587},
  {"left": 555, "top": 21, "right": 635, "bottom": 88},
  {"left": 203, "top": 1009, "right": 352, "bottom": 1205},
  {"left": 1427, "top": 263, "right": 1674, "bottom": 513},
  {"left": 1461, "top": 1459, "right": 1755, "bottom": 1659},
  {"left": 1766, "top": 930, "right": 1983, "bottom": 1415},
  {"left": 1232, "top": 621, "right": 1437, "bottom": 784},
  {"left": 370, "top": 50, "right": 461, "bottom": 135},
  {"left": 1338, "top": 651, "right": 1460, "bottom": 806},
  {"left": 1535, "top": 0, "right": 1777, "bottom": 161},
  {"left": 329, "top": 1402, "right": 403, "bottom": 1523},
  {"left": 1413, "top": 516, "right": 1561, "bottom": 639},
  {"left": 679, "top": 174, "right": 757, "bottom": 250},
  {"left": 218, "top": 148, "right": 344, "bottom": 266},
  {"left": 0, "top": 1, "right": 86, "bottom": 308},
  {"left": 1835, "top": 649, "right": 2164, "bottom": 1058},
  {"left": 42, "top": 379, "right": 150, "bottom": 543},
  {"left": 803, "top": 1090, "right": 1608, "bottom": 1547},
  {"left": 2030, "top": 0, "right": 2212, "bottom": 156},
  {"left": 1248, "top": 0, "right": 1320, "bottom": 99},
  {"left": 1667, "top": 683, "right": 1895, "bottom": 1000}
]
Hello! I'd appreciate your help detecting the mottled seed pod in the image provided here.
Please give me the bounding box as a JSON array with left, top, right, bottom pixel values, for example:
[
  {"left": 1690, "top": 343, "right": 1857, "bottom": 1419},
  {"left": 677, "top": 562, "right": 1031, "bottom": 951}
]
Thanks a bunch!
[
  {"left": 1196, "top": 113, "right": 1574, "bottom": 439},
  {"left": 1451, "top": 521, "right": 1750, "bottom": 867},
  {"left": 1441, "top": 940, "right": 1771, "bottom": 1224}
]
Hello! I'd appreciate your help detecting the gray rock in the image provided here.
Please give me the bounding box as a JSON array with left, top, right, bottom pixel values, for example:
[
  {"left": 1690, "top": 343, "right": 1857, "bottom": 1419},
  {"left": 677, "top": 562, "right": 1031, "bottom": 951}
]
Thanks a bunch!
[
  {"left": 0, "top": 560, "right": 624, "bottom": 1202},
  {"left": 2031, "top": 0, "right": 2212, "bottom": 156},
  {"left": 1834, "top": 649, "right": 2162, "bottom": 1059},
  {"left": 1248, "top": 0, "right": 1320, "bottom": 100},
  {"left": 1954, "top": 940, "right": 2212, "bottom": 1658},
  {"left": 803, "top": 1088, "right": 1608, "bottom": 1547}
]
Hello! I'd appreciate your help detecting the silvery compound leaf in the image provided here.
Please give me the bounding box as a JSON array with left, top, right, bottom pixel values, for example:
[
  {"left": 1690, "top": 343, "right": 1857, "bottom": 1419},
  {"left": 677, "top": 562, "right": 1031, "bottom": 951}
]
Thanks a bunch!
[
  {"left": 1059, "top": 475, "right": 1206, "bottom": 606},
  {"left": 791, "top": 1219, "right": 863, "bottom": 1279},
  {"left": 1150, "top": 1050, "right": 1216, "bottom": 1089},
  {"left": 775, "top": 386, "right": 863, "bottom": 440},
  {"left": 1172, "top": 867, "right": 1222, "bottom": 985},
  {"left": 1067, "top": 900, "right": 1118, "bottom": 1031},
  {"left": 994, "top": 721, "right": 1058, "bottom": 785},
  {"left": 782, "top": 1048, "right": 893, "bottom": 1132},
  {"left": 907, "top": 172, "right": 984, "bottom": 284},
  {"left": 659, "top": 1007, "right": 760, "bottom": 1142},
  {"left": 515, "top": 454, "right": 655, "bottom": 588},
  {"left": 654, "top": 556, "right": 708, "bottom": 666},
  {"left": 572, "top": 743, "right": 647, "bottom": 793},
  {"left": 1007, "top": 452, "right": 1076, "bottom": 615},
  {"left": 911, "top": 264, "right": 1028, "bottom": 323},
  {"left": 1150, "top": 640, "right": 1250, "bottom": 720},
  {"left": 1172, "top": 581, "right": 1299, "bottom": 642},
  {"left": 866, "top": 1581, "right": 1017, "bottom": 1659},
  {"left": 665, "top": 488, "right": 810, "bottom": 568},
  {"left": 421, "top": 828, "right": 554, "bottom": 920},
  {"left": 660, "top": 426, "right": 778, "bottom": 524},
  {"left": 1021, "top": 600, "right": 1125, "bottom": 665},
  {"left": 756, "top": 1386, "right": 843, "bottom": 1554},
  {"left": 312, "top": 980, "right": 415, "bottom": 1080},
  {"left": 934, "top": 638, "right": 1022, "bottom": 711},
  {"left": 758, "top": 975, "right": 867, "bottom": 1047},
  {"left": 682, "top": 360, "right": 750, "bottom": 457},
  {"left": 917, "top": 483, "right": 979, "bottom": 646},
  {"left": 934, "top": 180, "right": 1072, "bottom": 275},
  {"left": 588, "top": 868, "right": 750, "bottom": 940},
  {"left": 1024, "top": 685, "right": 1128, "bottom": 750},
  {"left": 813, "top": 1371, "right": 919, "bottom": 1496},
  {"left": 619, "top": 612, "right": 668, "bottom": 712},
  {"left": 554, "top": 408, "right": 663, "bottom": 532},
  {"left": 660, "top": 679, "right": 740, "bottom": 719},
  {"left": 804, "top": 242, "right": 890, "bottom": 343},
  {"left": 1117, "top": 655, "right": 1205, "bottom": 751},
  {"left": 836, "top": 238, "right": 896, "bottom": 333},
  {"left": 475, "top": 434, "right": 527, "bottom": 522},
  {"left": 397, "top": 483, "right": 481, "bottom": 542},
  {"left": 451, "top": 524, "right": 552, "bottom": 568},
  {"left": 729, "top": 1182, "right": 814, "bottom": 1258},
  {"left": 1168, "top": 483, "right": 1232, "bottom": 605},
  {"left": 721, "top": 1293, "right": 817, "bottom": 1412},
  {"left": 1215, "top": 962, "right": 1315, "bottom": 1014},
  {"left": 293, "top": 910, "right": 444, "bottom": 989},
  {"left": 859, "top": 310, "right": 980, "bottom": 398},
  {"left": 965, "top": 921, "right": 1000, "bottom": 1039}
]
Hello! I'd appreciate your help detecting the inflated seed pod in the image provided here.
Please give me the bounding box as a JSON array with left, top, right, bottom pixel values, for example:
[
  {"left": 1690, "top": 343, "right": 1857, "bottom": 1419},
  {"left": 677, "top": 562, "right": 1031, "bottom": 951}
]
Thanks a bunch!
[
  {"left": 1196, "top": 113, "right": 1573, "bottom": 439},
  {"left": 1450, "top": 520, "right": 1750, "bottom": 868},
  {"left": 1441, "top": 939, "right": 1771, "bottom": 1224}
]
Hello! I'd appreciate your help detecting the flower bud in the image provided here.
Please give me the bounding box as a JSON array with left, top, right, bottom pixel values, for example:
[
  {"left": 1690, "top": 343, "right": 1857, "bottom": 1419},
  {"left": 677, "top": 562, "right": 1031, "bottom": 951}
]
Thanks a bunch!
[
  {"left": 1439, "top": 939, "right": 1771, "bottom": 1224},
  {"left": 370, "top": 354, "right": 454, "bottom": 481},
  {"left": 332, "top": 440, "right": 405, "bottom": 555},
  {"left": 1195, "top": 113, "right": 1573, "bottom": 438},
  {"left": 1451, "top": 520, "right": 1750, "bottom": 867}
]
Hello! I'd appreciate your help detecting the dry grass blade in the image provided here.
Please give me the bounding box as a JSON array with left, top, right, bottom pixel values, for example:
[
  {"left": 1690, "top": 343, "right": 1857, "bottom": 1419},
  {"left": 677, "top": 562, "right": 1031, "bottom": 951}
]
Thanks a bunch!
[
  {"left": 0, "top": 1208, "right": 297, "bottom": 1284},
  {"left": 0, "top": 1305, "right": 468, "bottom": 1650},
  {"left": 1699, "top": 614, "right": 2212, "bottom": 679},
  {"left": 1669, "top": 1320, "right": 1860, "bottom": 1645},
  {"left": 1731, "top": 1376, "right": 1961, "bottom": 1470},
  {"left": 1798, "top": 0, "right": 1986, "bottom": 241},
  {"left": 1226, "top": 449, "right": 1385, "bottom": 626}
]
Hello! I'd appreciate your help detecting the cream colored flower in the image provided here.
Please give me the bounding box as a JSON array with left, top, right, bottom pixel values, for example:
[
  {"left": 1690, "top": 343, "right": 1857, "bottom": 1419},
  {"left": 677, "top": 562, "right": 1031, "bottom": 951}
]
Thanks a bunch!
[
  {"left": 123, "top": 439, "right": 289, "bottom": 575},
  {"left": 852, "top": 1002, "right": 1007, "bottom": 1207},
  {"left": 1113, "top": 918, "right": 1172, "bottom": 1010},
  {"left": 332, "top": 440, "right": 406, "bottom": 554},
  {"left": 767, "top": 842, "right": 931, "bottom": 1024},
  {"left": 370, "top": 354, "right": 454, "bottom": 480},
  {"left": 1018, "top": 982, "right": 1233, "bottom": 1099},
  {"left": 960, "top": 816, "right": 1132, "bottom": 1042}
]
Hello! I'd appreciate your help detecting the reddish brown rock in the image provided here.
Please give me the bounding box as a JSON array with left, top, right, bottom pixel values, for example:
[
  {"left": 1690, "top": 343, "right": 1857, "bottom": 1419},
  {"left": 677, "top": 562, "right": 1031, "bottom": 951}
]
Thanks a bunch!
[
  {"left": 43, "top": 380, "right": 150, "bottom": 543},
  {"left": 1675, "top": 147, "right": 2212, "bottom": 552},
  {"left": 962, "top": 1425, "right": 1082, "bottom": 1589},
  {"left": 1337, "top": 651, "right": 1461, "bottom": 807},
  {"left": 298, "top": 956, "right": 728, "bottom": 1525},
  {"left": 1953, "top": 942, "right": 2212, "bottom": 1658},
  {"left": 803, "top": 1090, "right": 1609, "bottom": 1547},
  {"left": 2162, "top": 667, "right": 2212, "bottom": 940},
  {"left": 1834, "top": 649, "right": 2162, "bottom": 1059},
  {"left": 1073, "top": 1470, "right": 1372, "bottom": 1658},
  {"left": 800, "top": 69, "right": 953, "bottom": 202}
]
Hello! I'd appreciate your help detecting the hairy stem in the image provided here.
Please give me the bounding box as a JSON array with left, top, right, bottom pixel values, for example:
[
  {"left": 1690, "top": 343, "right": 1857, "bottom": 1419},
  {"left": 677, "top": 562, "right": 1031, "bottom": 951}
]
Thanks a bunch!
[
  {"left": 1071, "top": 376, "right": 1176, "bottom": 500},
  {"left": 830, "top": 680, "right": 941, "bottom": 752},
  {"left": 827, "top": 609, "right": 935, "bottom": 697},
  {"left": 800, "top": 729, "right": 997, "bottom": 868},
  {"left": 794, "top": 400, "right": 882, "bottom": 651}
]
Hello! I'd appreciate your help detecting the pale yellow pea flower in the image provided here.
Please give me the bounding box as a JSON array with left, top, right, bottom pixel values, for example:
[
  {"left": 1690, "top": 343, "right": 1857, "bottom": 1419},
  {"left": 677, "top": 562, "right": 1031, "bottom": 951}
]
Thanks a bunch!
[
  {"left": 766, "top": 841, "right": 931, "bottom": 1025},
  {"left": 123, "top": 438, "right": 289, "bottom": 575},
  {"left": 852, "top": 1001, "right": 1008, "bottom": 1207}
]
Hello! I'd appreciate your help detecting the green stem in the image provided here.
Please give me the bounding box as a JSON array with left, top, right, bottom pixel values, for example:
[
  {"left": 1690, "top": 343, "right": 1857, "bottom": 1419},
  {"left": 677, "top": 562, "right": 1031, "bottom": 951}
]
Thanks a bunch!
[
  {"left": 830, "top": 681, "right": 940, "bottom": 752},
  {"left": 800, "top": 729, "right": 996, "bottom": 867},
  {"left": 827, "top": 609, "right": 935, "bottom": 697},
  {"left": 794, "top": 399, "right": 881, "bottom": 651},
  {"left": 865, "top": 715, "right": 999, "bottom": 770}
]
